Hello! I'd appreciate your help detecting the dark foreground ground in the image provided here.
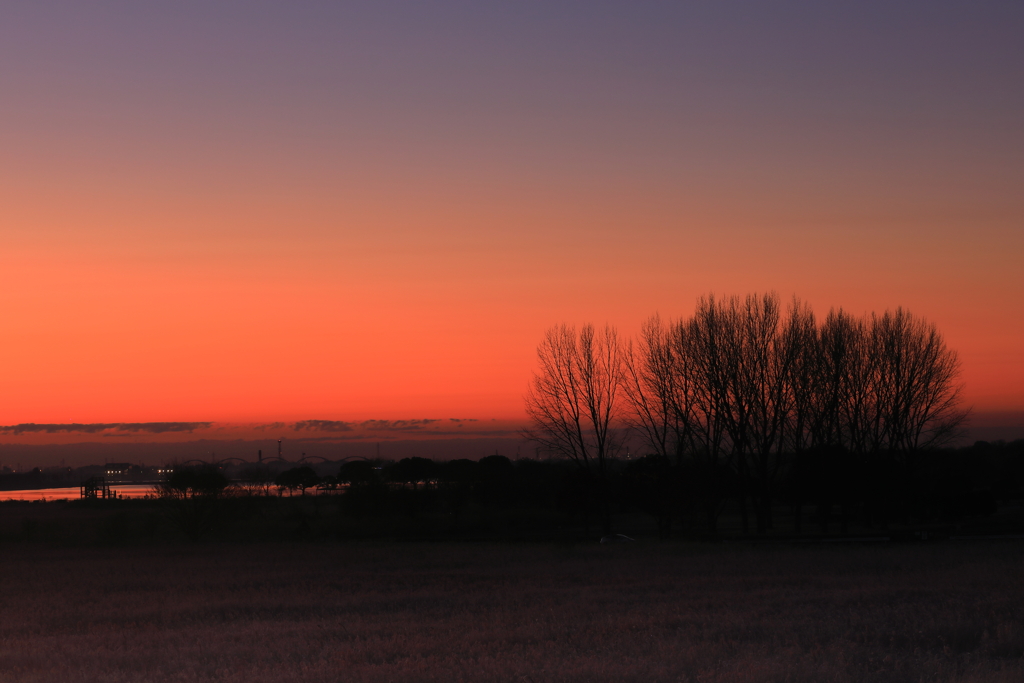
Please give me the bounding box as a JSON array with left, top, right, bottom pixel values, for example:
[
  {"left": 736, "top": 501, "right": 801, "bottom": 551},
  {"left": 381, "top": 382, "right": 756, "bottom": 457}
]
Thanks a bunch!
[{"left": 0, "top": 540, "right": 1021, "bottom": 683}]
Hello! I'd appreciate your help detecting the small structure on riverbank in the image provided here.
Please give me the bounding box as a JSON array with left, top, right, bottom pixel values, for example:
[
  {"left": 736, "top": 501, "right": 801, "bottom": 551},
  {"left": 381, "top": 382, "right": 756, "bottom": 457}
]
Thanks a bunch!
[{"left": 80, "top": 477, "right": 114, "bottom": 499}]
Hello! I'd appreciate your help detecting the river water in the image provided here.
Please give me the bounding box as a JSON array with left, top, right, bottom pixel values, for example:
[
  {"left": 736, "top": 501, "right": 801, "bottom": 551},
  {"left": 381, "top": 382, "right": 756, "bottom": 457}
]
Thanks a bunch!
[{"left": 0, "top": 485, "right": 158, "bottom": 501}]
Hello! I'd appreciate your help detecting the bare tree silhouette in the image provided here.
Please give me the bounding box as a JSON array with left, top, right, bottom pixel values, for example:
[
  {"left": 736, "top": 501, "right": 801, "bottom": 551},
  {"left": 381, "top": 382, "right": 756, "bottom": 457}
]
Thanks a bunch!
[
  {"left": 596, "top": 293, "right": 967, "bottom": 536},
  {"left": 523, "top": 323, "right": 622, "bottom": 535},
  {"left": 865, "top": 308, "right": 967, "bottom": 457},
  {"left": 623, "top": 315, "right": 697, "bottom": 464}
]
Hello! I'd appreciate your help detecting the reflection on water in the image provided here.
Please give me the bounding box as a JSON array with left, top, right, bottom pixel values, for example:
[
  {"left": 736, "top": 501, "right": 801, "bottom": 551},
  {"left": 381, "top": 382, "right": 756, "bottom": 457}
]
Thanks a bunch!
[{"left": 0, "top": 485, "right": 158, "bottom": 501}]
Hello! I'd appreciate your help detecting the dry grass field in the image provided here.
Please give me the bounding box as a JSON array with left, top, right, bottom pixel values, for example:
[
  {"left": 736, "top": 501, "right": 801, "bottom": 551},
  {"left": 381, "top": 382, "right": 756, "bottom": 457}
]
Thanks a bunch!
[{"left": 0, "top": 540, "right": 1021, "bottom": 682}]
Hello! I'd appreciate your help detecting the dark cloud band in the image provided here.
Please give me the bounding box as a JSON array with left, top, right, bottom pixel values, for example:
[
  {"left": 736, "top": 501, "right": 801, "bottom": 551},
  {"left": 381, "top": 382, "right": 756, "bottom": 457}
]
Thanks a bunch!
[
  {"left": 288, "top": 419, "right": 442, "bottom": 432},
  {"left": 359, "top": 419, "right": 440, "bottom": 431},
  {"left": 291, "top": 420, "right": 353, "bottom": 432},
  {"left": 0, "top": 422, "right": 213, "bottom": 435}
]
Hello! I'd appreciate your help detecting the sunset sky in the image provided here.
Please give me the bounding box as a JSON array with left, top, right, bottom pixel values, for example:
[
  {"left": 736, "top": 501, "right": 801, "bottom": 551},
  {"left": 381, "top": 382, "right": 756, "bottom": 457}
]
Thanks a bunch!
[{"left": 1, "top": 2, "right": 1021, "bottom": 446}]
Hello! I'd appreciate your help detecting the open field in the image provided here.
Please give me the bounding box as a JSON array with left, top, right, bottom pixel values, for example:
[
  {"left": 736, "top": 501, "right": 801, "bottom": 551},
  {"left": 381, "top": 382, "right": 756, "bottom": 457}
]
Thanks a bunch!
[{"left": 0, "top": 541, "right": 1021, "bottom": 682}]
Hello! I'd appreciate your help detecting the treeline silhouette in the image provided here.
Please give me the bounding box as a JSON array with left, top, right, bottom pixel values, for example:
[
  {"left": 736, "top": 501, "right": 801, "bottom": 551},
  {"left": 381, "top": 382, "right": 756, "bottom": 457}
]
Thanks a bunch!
[
  {"left": 20, "top": 292, "right": 1017, "bottom": 544},
  {"left": 525, "top": 293, "right": 977, "bottom": 537},
  {"left": 153, "top": 456, "right": 572, "bottom": 541},
  {"left": 131, "top": 436, "right": 1024, "bottom": 544}
]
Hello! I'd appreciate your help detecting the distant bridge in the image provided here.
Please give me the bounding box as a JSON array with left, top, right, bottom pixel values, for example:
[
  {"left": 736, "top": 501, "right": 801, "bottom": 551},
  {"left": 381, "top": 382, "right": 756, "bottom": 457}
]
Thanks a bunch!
[{"left": 175, "top": 456, "right": 371, "bottom": 468}]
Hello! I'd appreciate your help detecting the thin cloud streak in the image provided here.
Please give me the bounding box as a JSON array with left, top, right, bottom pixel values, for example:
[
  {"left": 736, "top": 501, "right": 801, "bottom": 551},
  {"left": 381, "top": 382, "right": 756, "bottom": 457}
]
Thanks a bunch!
[
  {"left": 288, "top": 419, "right": 443, "bottom": 432},
  {"left": 291, "top": 420, "right": 354, "bottom": 432},
  {"left": 0, "top": 419, "right": 522, "bottom": 437},
  {"left": 0, "top": 422, "right": 212, "bottom": 435},
  {"left": 274, "top": 418, "right": 503, "bottom": 438},
  {"left": 357, "top": 419, "right": 440, "bottom": 431}
]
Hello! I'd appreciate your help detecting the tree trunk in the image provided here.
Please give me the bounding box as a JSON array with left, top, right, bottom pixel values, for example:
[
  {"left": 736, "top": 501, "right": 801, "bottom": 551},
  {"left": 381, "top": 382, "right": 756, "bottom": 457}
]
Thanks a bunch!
[{"left": 739, "top": 493, "right": 750, "bottom": 535}]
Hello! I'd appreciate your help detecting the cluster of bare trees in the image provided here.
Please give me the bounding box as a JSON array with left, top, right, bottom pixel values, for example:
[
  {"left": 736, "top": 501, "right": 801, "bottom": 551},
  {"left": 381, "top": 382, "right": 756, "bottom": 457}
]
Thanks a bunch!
[{"left": 525, "top": 293, "right": 966, "bottom": 535}]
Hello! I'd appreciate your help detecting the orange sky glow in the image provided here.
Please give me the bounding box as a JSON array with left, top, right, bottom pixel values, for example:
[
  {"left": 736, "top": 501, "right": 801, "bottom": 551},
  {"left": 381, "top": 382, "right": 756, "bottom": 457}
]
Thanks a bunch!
[{"left": 1, "top": 3, "right": 1021, "bottom": 449}]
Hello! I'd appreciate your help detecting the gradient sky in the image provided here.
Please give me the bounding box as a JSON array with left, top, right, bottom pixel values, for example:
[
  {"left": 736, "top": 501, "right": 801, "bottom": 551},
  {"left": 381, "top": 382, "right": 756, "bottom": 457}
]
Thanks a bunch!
[{"left": 1, "top": 1, "right": 1022, "bottom": 435}]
